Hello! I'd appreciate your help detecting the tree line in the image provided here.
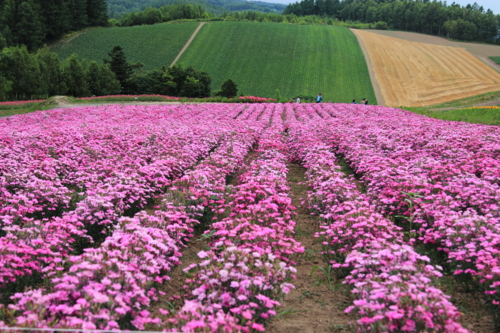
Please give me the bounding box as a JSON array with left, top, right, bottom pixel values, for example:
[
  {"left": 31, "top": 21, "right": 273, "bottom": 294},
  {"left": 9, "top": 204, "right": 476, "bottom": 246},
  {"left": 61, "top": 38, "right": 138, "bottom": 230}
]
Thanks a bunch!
[
  {"left": 0, "top": 0, "right": 108, "bottom": 52},
  {"left": 117, "top": 3, "right": 212, "bottom": 27},
  {"left": 283, "top": 0, "right": 500, "bottom": 42},
  {"left": 0, "top": 45, "right": 213, "bottom": 100},
  {"left": 106, "top": 0, "right": 286, "bottom": 19},
  {"left": 110, "top": 1, "right": 499, "bottom": 44}
]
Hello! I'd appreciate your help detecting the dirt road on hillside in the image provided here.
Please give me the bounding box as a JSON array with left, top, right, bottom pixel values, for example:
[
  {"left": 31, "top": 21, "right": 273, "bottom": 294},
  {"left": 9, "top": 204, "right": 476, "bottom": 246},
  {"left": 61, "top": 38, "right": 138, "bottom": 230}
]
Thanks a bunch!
[{"left": 170, "top": 22, "right": 206, "bottom": 67}]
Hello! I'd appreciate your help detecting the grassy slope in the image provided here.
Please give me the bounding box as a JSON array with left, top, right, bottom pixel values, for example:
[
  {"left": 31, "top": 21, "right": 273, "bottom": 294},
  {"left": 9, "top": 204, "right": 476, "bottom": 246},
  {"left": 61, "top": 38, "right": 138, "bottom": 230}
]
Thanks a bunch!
[
  {"left": 178, "top": 21, "right": 376, "bottom": 102},
  {"left": 51, "top": 22, "right": 200, "bottom": 70},
  {"left": 0, "top": 100, "right": 60, "bottom": 117},
  {"left": 490, "top": 56, "right": 500, "bottom": 65},
  {"left": 403, "top": 107, "right": 500, "bottom": 126}
]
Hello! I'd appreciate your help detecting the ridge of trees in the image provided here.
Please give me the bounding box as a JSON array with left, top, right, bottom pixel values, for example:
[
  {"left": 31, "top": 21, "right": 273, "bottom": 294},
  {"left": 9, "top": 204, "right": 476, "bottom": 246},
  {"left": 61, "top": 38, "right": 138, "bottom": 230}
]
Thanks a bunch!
[
  {"left": 283, "top": 0, "right": 500, "bottom": 43},
  {"left": 106, "top": 0, "right": 286, "bottom": 19},
  {"left": 117, "top": 3, "right": 212, "bottom": 27},
  {"left": 0, "top": 0, "right": 109, "bottom": 52}
]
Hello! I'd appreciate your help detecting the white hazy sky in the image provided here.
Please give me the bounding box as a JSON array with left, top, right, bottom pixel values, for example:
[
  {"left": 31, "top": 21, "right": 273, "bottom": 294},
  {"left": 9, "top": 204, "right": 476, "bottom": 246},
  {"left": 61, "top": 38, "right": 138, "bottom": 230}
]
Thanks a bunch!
[{"left": 267, "top": 0, "right": 500, "bottom": 15}]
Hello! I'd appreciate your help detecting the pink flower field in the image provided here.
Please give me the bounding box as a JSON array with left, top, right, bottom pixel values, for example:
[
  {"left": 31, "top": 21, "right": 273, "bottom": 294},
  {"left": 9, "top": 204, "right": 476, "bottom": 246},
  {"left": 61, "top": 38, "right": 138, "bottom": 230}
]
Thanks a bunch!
[{"left": 0, "top": 103, "right": 499, "bottom": 332}]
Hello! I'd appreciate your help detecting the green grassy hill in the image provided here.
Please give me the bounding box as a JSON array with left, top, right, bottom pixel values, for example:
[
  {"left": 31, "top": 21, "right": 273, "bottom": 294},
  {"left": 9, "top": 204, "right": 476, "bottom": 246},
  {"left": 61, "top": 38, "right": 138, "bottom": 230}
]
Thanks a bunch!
[
  {"left": 52, "top": 22, "right": 200, "bottom": 69},
  {"left": 52, "top": 21, "right": 376, "bottom": 103},
  {"left": 178, "top": 21, "right": 375, "bottom": 102}
]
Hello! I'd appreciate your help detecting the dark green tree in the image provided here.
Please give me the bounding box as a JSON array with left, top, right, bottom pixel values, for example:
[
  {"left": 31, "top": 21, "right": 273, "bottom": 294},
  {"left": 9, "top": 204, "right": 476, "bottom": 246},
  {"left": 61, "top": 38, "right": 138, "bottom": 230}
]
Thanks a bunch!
[
  {"left": 1, "top": 0, "right": 17, "bottom": 46},
  {"left": 36, "top": 47, "right": 67, "bottom": 97},
  {"left": 106, "top": 46, "right": 133, "bottom": 93},
  {"left": 87, "top": 60, "right": 120, "bottom": 96},
  {"left": 0, "top": 45, "right": 41, "bottom": 99},
  {"left": 87, "top": 0, "right": 108, "bottom": 26},
  {"left": 163, "top": 64, "right": 211, "bottom": 98},
  {"left": 0, "top": 32, "right": 6, "bottom": 50},
  {"left": 39, "top": 0, "right": 73, "bottom": 41},
  {"left": 71, "top": 0, "right": 89, "bottom": 31},
  {"left": 15, "top": 0, "right": 45, "bottom": 51},
  {"left": 63, "top": 53, "right": 90, "bottom": 97},
  {"left": 0, "top": 74, "right": 12, "bottom": 101},
  {"left": 130, "top": 69, "right": 166, "bottom": 94},
  {"left": 216, "top": 78, "right": 238, "bottom": 98}
]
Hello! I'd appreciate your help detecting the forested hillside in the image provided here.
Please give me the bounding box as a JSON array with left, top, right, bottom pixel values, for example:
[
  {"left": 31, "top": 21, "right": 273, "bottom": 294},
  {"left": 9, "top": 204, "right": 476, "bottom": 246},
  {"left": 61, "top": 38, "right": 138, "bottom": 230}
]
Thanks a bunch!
[
  {"left": 0, "top": 0, "right": 108, "bottom": 51},
  {"left": 106, "top": 0, "right": 285, "bottom": 18},
  {"left": 284, "top": 0, "right": 500, "bottom": 43}
]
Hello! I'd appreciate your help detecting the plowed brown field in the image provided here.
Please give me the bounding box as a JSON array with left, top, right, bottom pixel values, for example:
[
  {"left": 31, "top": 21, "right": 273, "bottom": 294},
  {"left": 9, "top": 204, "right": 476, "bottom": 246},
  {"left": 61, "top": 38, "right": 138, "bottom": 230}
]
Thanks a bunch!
[{"left": 353, "top": 29, "right": 500, "bottom": 107}]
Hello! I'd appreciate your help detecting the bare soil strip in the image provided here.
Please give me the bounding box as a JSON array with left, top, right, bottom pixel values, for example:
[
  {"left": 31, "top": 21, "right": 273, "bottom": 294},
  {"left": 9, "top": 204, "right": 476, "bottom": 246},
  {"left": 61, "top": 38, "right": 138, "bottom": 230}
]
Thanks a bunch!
[
  {"left": 353, "top": 29, "right": 500, "bottom": 107},
  {"left": 170, "top": 22, "right": 206, "bottom": 68},
  {"left": 267, "top": 163, "right": 355, "bottom": 333},
  {"left": 351, "top": 30, "right": 386, "bottom": 106}
]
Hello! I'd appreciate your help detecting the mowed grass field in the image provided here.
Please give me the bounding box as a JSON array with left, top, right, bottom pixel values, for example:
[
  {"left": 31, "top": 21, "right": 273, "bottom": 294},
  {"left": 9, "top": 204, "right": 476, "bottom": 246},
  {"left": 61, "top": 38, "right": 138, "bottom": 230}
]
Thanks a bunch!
[
  {"left": 52, "top": 22, "right": 200, "bottom": 70},
  {"left": 178, "top": 22, "right": 376, "bottom": 102}
]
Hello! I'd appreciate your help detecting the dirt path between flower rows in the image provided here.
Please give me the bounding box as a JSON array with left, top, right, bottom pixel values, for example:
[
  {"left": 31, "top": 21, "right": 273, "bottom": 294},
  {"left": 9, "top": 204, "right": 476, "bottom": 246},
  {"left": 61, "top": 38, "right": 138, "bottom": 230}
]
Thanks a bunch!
[
  {"left": 170, "top": 22, "right": 206, "bottom": 68},
  {"left": 267, "top": 163, "right": 356, "bottom": 333}
]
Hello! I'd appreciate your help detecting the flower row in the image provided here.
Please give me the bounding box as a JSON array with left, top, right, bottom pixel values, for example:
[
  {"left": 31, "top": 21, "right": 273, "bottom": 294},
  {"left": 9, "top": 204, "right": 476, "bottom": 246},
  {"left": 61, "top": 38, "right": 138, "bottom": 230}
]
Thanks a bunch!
[
  {"left": 4, "top": 118, "right": 259, "bottom": 330},
  {"left": 310, "top": 104, "right": 500, "bottom": 313},
  {"left": 161, "top": 107, "right": 303, "bottom": 332},
  {"left": 0, "top": 106, "right": 236, "bottom": 294},
  {"left": 285, "top": 120, "right": 468, "bottom": 332}
]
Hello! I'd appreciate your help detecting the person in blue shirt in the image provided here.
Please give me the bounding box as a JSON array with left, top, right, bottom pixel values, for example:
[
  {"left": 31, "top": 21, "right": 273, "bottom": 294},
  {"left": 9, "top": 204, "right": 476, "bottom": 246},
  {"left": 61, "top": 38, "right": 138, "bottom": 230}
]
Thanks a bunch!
[
  {"left": 352, "top": 99, "right": 357, "bottom": 104},
  {"left": 316, "top": 93, "right": 322, "bottom": 103}
]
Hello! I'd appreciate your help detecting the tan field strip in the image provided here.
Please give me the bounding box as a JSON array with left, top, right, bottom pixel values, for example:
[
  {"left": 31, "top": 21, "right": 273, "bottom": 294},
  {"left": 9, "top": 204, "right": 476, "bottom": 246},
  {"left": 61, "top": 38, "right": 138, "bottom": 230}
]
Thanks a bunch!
[{"left": 352, "top": 29, "right": 500, "bottom": 107}]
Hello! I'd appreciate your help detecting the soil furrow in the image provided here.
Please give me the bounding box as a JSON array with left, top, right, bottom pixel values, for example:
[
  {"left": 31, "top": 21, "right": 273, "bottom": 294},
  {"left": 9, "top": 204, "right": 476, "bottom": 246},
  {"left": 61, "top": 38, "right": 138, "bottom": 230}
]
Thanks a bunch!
[{"left": 267, "top": 163, "right": 356, "bottom": 333}]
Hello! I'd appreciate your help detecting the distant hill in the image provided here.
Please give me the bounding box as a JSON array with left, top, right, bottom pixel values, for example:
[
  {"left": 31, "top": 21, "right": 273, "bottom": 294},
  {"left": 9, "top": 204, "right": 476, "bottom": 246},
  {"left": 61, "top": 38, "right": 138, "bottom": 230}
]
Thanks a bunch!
[
  {"left": 51, "top": 21, "right": 376, "bottom": 103},
  {"left": 106, "top": 0, "right": 286, "bottom": 19}
]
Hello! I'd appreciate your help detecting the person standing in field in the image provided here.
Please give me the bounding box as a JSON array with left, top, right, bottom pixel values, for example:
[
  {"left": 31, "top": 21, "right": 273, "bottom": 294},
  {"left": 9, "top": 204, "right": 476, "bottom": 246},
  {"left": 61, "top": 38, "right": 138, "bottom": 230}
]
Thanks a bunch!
[
  {"left": 296, "top": 96, "right": 301, "bottom": 103},
  {"left": 316, "top": 93, "right": 322, "bottom": 103},
  {"left": 352, "top": 99, "right": 357, "bottom": 104}
]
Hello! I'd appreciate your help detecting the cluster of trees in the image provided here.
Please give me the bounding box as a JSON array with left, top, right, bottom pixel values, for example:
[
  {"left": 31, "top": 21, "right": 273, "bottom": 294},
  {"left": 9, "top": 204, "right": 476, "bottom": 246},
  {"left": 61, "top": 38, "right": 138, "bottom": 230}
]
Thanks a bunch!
[
  {"left": 284, "top": 0, "right": 500, "bottom": 42},
  {"left": 0, "top": 46, "right": 120, "bottom": 100},
  {"left": 107, "top": 46, "right": 212, "bottom": 97},
  {"left": 0, "top": 45, "right": 213, "bottom": 100},
  {"left": 107, "top": 0, "right": 285, "bottom": 20},
  {"left": 107, "top": 0, "right": 215, "bottom": 19},
  {"left": 118, "top": 4, "right": 212, "bottom": 27},
  {"left": 215, "top": 78, "right": 238, "bottom": 98},
  {"left": 207, "top": 0, "right": 285, "bottom": 14},
  {"left": 0, "top": 0, "right": 108, "bottom": 51}
]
